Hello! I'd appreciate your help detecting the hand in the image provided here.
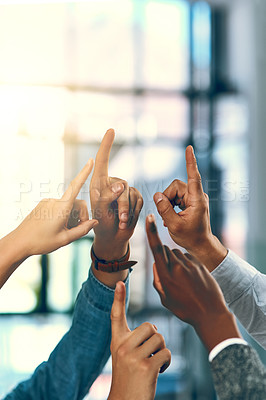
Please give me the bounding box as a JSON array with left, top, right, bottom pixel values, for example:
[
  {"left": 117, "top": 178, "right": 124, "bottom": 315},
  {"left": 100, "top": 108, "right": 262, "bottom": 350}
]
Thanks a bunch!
[
  {"left": 16, "top": 159, "right": 98, "bottom": 256},
  {"left": 90, "top": 129, "right": 143, "bottom": 261},
  {"left": 108, "top": 281, "right": 171, "bottom": 400},
  {"left": 153, "top": 146, "right": 227, "bottom": 271},
  {"left": 146, "top": 214, "right": 241, "bottom": 353}
]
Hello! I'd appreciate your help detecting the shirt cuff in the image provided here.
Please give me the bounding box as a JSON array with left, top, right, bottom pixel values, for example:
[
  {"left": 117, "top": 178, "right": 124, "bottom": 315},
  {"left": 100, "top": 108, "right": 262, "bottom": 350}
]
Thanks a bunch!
[
  {"left": 209, "top": 338, "right": 248, "bottom": 362},
  {"left": 83, "top": 267, "right": 130, "bottom": 313},
  {"left": 211, "top": 249, "right": 259, "bottom": 305}
]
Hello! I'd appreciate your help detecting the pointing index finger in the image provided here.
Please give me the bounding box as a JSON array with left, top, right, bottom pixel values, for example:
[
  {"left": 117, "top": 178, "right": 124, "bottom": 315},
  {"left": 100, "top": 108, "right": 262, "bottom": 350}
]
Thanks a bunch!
[
  {"left": 93, "top": 129, "right": 115, "bottom": 178},
  {"left": 145, "top": 214, "right": 169, "bottom": 281},
  {"left": 186, "top": 146, "right": 204, "bottom": 197},
  {"left": 61, "top": 158, "right": 94, "bottom": 203}
]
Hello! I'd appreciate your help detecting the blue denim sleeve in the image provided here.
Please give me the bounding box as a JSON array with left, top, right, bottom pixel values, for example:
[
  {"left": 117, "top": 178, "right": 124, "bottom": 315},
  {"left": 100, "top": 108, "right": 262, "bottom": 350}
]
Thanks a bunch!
[{"left": 4, "top": 268, "right": 129, "bottom": 400}]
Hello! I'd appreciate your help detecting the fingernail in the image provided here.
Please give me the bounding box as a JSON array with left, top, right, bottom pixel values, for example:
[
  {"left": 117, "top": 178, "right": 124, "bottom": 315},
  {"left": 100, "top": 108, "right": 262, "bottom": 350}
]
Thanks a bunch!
[
  {"left": 153, "top": 324, "right": 158, "bottom": 331},
  {"left": 154, "top": 193, "right": 163, "bottom": 205},
  {"left": 87, "top": 158, "right": 94, "bottom": 166},
  {"left": 121, "top": 212, "right": 128, "bottom": 222},
  {"left": 190, "top": 146, "right": 195, "bottom": 156},
  {"left": 148, "top": 214, "right": 155, "bottom": 223},
  {"left": 119, "top": 222, "right": 127, "bottom": 230},
  {"left": 112, "top": 182, "right": 124, "bottom": 193}
]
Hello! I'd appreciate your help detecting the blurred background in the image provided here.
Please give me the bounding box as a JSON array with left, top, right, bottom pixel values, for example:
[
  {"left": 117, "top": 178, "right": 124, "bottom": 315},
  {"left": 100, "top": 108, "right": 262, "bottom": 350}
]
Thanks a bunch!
[{"left": 0, "top": 0, "right": 266, "bottom": 398}]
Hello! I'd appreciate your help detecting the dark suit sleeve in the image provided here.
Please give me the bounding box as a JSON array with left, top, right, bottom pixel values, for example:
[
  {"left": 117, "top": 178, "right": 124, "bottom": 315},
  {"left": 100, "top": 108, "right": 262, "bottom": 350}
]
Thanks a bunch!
[{"left": 210, "top": 344, "right": 266, "bottom": 400}]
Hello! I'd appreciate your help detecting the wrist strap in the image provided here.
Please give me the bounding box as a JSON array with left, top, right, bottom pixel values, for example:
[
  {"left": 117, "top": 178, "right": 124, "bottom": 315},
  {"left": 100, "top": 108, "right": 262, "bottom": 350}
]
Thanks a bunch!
[{"left": 91, "top": 244, "right": 137, "bottom": 273}]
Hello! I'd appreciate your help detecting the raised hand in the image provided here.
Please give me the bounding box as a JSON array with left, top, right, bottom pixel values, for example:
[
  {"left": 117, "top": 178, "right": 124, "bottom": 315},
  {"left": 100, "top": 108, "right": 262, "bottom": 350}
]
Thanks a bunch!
[
  {"left": 153, "top": 146, "right": 227, "bottom": 271},
  {"left": 0, "top": 159, "right": 98, "bottom": 288},
  {"left": 16, "top": 159, "right": 98, "bottom": 256},
  {"left": 108, "top": 281, "right": 171, "bottom": 400},
  {"left": 145, "top": 214, "right": 241, "bottom": 353},
  {"left": 90, "top": 129, "right": 143, "bottom": 261}
]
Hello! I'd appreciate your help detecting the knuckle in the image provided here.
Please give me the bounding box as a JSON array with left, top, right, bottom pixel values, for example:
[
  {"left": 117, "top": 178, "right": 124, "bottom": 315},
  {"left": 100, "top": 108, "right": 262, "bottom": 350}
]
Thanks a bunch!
[
  {"left": 141, "top": 322, "right": 156, "bottom": 335},
  {"left": 117, "top": 345, "right": 127, "bottom": 359},
  {"left": 139, "top": 360, "right": 150, "bottom": 373},
  {"left": 159, "top": 203, "right": 172, "bottom": 216},
  {"left": 155, "top": 333, "right": 165, "bottom": 347},
  {"left": 111, "top": 309, "right": 122, "bottom": 321}
]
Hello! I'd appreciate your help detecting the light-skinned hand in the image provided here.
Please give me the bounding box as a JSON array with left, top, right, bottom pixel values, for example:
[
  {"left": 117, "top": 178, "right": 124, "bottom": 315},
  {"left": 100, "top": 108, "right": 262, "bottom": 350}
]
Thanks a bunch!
[
  {"left": 0, "top": 159, "right": 98, "bottom": 288},
  {"left": 153, "top": 145, "right": 227, "bottom": 271},
  {"left": 146, "top": 214, "right": 241, "bottom": 353},
  {"left": 108, "top": 281, "right": 171, "bottom": 400}
]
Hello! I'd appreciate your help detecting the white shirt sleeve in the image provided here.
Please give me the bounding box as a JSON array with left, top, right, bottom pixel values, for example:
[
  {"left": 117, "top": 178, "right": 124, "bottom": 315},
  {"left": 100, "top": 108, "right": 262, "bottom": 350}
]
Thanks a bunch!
[
  {"left": 212, "top": 250, "right": 266, "bottom": 349},
  {"left": 209, "top": 338, "right": 248, "bottom": 362}
]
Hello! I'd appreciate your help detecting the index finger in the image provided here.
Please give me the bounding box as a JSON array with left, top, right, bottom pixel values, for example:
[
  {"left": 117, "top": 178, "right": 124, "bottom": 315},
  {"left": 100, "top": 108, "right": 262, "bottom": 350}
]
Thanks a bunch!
[
  {"left": 61, "top": 158, "right": 94, "bottom": 203},
  {"left": 111, "top": 281, "right": 130, "bottom": 338},
  {"left": 92, "top": 128, "right": 115, "bottom": 178},
  {"left": 185, "top": 146, "right": 204, "bottom": 197},
  {"left": 145, "top": 214, "right": 169, "bottom": 281}
]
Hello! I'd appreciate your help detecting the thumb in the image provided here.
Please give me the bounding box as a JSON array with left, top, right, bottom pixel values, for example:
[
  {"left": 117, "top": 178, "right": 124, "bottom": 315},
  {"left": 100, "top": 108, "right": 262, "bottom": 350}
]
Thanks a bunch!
[
  {"left": 63, "top": 219, "right": 99, "bottom": 244},
  {"left": 153, "top": 192, "right": 179, "bottom": 230},
  {"left": 111, "top": 281, "right": 129, "bottom": 338}
]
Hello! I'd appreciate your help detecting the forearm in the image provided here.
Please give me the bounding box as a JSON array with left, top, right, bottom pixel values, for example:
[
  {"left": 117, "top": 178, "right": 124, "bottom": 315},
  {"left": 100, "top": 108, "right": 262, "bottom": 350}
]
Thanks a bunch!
[
  {"left": 4, "top": 270, "right": 130, "bottom": 400},
  {"left": 195, "top": 310, "right": 241, "bottom": 354},
  {"left": 0, "top": 228, "right": 29, "bottom": 288}
]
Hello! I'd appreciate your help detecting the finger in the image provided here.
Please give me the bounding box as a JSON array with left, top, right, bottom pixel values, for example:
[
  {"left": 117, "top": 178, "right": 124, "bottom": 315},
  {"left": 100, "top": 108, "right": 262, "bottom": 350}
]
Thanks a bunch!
[
  {"left": 111, "top": 281, "right": 130, "bottom": 339},
  {"left": 116, "top": 181, "right": 130, "bottom": 230},
  {"left": 62, "top": 219, "right": 98, "bottom": 245},
  {"left": 62, "top": 159, "right": 94, "bottom": 204},
  {"left": 126, "top": 322, "right": 157, "bottom": 351},
  {"left": 67, "top": 200, "right": 89, "bottom": 229},
  {"left": 129, "top": 195, "right": 143, "bottom": 230},
  {"left": 138, "top": 332, "right": 166, "bottom": 359},
  {"left": 145, "top": 214, "right": 169, "bottom": 282},
  {"left": 184, "top": 252, "right": 202, "bottom": 266},
  {"left": 149, "top": 348, "right": 171, "bottom": 374},
  {"left": 126, "top": 187, "right": 143, "bottom": 228},
  {"left": 163, "top": 179, "right": 187, "bottom": 210},
  {"left": 185, "top": 146, "right": 204, "bottom": 198},
  {"left": 153, "top": 263, "right": 166, "bottom": 298},
  {"left": 93, "top": 129, "right": 115, "bottom": 178},
  {"left": 165, "top": 247, "right": 186, "bottom": 270},
  {"left": 153, "top": 192, "right": 181, "bottom": 231},
  {"left": 93, "top": 181, "right": 125, "bottom": 214}
]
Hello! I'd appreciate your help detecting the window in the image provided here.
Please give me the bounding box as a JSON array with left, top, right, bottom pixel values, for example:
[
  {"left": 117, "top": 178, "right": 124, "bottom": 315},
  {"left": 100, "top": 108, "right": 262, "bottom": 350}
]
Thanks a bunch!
[{"left": 0, "top": 2, "right": 248, "bottom": 397}]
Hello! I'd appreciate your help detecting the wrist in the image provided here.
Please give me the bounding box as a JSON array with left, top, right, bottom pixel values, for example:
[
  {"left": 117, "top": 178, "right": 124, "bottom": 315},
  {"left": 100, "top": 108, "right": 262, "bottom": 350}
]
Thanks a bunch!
[
  {"left": 93, "top": 237, "right": 129, "bottom": 261},
  {"left": 195, "top": 310, "right": 241, "bottom": 353},
  {"left": 189, "top": 234, "right": 227, "bottom": 272},
  {"left": 8, "top": 228, "right": 31, "bottom": 260}
]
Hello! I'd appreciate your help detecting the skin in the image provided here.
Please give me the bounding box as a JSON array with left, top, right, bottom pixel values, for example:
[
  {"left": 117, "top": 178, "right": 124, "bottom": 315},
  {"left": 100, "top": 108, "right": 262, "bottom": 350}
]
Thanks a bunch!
[
  {"left": 0, "top": 128, "right": 143, "bottom": 291},
  {"left": 90, "top": 128, "right": 143, "bottom": 288},
  {"left": 153, "top": 145, "right": 227, "bottom": 272},
  {"left": 0, "top": 159, "right": 98, "bottom": 288},
  {"left": 146, "top": 214, "right": 241, "bottom": 353},
  {"left": 108, "top": 281, "right": 171, "bottom": 400}
]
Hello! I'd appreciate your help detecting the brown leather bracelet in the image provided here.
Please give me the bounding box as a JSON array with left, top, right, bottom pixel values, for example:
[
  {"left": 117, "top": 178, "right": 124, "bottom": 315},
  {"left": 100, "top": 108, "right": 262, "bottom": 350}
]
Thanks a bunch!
[{"left": 91, "top": 244, "right": 137, "bottom": 273}]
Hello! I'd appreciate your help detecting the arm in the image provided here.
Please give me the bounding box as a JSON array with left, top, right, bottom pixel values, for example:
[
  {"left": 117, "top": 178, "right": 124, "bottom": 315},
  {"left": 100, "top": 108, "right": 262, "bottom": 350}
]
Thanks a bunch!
[
  {"left": 210, "top": 344, "right": 266, "bottom": 400},
  {"left": 146, "top": 215, "right": 241, "bottom": 354},
  {"left": 4, "top": 269, "right": 130, "bottom": 400},
  {"left": 153, "top": 146, "right": 266, "bottom": 347},
  {"left": 108, "top": 281, "right": 171, "bottom": 400},
  {"left": 145, "top": 216, "right": 266, "bottom": 400},
  {"left": 0, "top": 159, "right": 98, "bottom": 288},
  {"left": 212, "top": 250, "right": 266, "bottom": 348},
  {"left": 89, "top": 129, "right": 143, "bottom": 288},
  {"left": 4, "top": 129, "right": 143, "bottom": 400}
]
